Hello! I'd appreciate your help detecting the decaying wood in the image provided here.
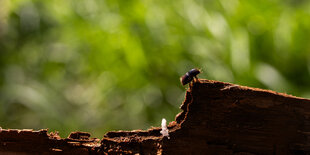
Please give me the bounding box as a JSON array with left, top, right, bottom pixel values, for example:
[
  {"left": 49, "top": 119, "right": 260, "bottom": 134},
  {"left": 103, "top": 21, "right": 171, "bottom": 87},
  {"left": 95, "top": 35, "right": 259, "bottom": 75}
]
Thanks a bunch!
[{"left": 1, "top": 79, "right": 310, "bottom": 154}]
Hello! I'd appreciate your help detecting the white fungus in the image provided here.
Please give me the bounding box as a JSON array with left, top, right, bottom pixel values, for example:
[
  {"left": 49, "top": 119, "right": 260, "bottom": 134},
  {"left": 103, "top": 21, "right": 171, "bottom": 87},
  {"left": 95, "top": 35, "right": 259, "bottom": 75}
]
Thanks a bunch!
[{"left": 160, "top": 118, "right": 170, "bottom": 139}]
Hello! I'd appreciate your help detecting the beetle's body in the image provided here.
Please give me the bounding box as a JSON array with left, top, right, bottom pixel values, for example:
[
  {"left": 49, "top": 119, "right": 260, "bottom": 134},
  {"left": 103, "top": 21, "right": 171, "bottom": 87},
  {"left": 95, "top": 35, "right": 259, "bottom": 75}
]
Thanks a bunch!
[{"left": 180, "top": 68, "right": 201, "bottom": 86}]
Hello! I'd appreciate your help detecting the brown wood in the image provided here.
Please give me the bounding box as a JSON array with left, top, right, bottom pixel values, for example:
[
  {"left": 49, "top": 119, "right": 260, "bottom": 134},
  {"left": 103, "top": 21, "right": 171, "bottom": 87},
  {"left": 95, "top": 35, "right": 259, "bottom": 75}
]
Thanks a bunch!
[{"left": 1, "top": 79, "right": 310, "bottom": 154}]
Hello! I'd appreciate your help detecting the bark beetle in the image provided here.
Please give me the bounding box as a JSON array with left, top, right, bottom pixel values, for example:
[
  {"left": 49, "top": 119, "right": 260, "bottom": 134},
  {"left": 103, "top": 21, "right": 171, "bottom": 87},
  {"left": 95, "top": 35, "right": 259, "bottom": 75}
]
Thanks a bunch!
[{"left": 1, "top": 80, "right": 310, "bottom": 154}]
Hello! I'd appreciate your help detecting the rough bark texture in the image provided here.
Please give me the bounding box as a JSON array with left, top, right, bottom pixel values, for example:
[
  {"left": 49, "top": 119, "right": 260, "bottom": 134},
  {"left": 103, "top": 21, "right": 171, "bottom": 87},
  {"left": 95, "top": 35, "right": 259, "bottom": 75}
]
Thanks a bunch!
[{"left": 1, "top": 79, "right": 310, "bottom": 154}]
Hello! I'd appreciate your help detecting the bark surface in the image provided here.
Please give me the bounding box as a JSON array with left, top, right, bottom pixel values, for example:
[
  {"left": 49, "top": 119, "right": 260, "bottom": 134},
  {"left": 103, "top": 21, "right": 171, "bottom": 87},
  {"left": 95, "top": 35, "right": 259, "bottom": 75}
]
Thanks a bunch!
[{"left": 1, "top": 79, "right": 310, "bottom": 154}]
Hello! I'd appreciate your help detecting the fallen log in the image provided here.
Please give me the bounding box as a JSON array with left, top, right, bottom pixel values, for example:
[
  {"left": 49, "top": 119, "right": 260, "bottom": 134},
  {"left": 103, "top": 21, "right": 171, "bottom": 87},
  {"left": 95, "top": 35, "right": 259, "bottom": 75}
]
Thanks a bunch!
[{"left": 1, "top": 79, "right": 310, "bottom": 154}]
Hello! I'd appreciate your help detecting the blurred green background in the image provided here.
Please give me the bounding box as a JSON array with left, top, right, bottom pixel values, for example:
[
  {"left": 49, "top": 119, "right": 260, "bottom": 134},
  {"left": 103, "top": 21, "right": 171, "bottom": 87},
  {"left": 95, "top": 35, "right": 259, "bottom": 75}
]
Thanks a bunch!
[{"left": 1, "top": 0, "right": 310, "bottom": 138}]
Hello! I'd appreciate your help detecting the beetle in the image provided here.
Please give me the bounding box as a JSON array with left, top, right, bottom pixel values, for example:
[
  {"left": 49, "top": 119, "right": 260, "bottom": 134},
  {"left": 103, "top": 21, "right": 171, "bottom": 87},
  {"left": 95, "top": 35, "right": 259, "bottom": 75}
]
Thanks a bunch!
[{"left": 180, "top": 68, "right": 201, "bottom": 86}]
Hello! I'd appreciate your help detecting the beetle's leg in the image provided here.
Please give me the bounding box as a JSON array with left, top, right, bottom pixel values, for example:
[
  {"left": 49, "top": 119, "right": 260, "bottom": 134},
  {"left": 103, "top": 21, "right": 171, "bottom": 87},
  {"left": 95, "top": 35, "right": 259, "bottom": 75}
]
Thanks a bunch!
[
  {"left": 189, "top": 81, "right": 193, "bottom": 89},
  {"left": 193, "top": 76, "right": 200, "bottom": 83}
]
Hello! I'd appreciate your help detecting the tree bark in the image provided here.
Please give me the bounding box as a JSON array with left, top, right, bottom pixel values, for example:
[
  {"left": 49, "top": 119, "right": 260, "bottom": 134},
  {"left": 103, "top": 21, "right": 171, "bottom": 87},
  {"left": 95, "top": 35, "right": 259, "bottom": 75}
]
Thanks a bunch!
[{"left": 1, "top": 79, "right": 310, "bottom": 154}]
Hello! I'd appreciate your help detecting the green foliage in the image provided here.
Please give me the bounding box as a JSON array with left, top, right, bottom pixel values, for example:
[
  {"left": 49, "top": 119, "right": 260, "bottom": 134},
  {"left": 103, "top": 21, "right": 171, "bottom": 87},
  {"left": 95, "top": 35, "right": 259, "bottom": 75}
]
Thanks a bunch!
[{"left": 1, "top": 0, "right": 310, "bottom": 137}]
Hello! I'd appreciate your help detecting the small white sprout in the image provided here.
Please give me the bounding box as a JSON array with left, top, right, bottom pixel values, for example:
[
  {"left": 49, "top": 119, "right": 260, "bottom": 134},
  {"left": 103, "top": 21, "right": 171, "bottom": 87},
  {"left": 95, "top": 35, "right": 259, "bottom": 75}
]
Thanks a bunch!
[{"left": 160, "top": 118, "right": 170, "bottom": 139}]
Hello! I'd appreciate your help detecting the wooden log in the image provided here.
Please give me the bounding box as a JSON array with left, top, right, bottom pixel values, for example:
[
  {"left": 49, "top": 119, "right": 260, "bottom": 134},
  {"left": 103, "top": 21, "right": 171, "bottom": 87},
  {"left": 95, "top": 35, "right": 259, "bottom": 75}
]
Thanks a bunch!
[
  {"left": 1, "top": 79, "right": 310, "bottom": 154},
  {"left": 102, "top": 79, "right": 310, "bottom": 154},
  {"left": 0, "top": 129, "right": 100, "bottom": 154}
]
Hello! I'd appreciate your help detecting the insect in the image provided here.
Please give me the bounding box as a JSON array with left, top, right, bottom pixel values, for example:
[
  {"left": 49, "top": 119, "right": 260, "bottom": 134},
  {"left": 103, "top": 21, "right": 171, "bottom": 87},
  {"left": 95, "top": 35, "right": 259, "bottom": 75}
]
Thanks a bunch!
[{"left": 180, "top": 68, "right": 201, "bottom": 86}]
